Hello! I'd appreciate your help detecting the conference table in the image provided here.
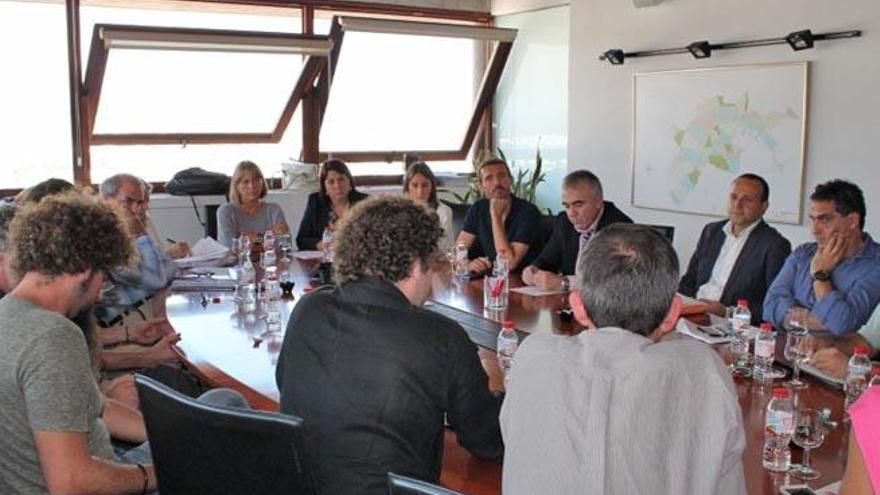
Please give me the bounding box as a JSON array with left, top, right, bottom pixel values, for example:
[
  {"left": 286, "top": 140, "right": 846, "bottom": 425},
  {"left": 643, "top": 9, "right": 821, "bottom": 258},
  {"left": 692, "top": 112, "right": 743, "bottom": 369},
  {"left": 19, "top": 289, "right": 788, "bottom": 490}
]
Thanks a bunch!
[{"left": 166, "top": 257, "right": 850, "bottom": 495}]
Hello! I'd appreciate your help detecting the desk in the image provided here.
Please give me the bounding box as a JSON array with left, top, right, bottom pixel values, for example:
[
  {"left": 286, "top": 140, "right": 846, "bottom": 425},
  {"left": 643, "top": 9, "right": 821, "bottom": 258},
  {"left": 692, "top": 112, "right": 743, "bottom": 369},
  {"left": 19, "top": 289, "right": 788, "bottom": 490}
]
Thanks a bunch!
[{"left": 167, "top": 260, "right": 848, "bottom": 495}]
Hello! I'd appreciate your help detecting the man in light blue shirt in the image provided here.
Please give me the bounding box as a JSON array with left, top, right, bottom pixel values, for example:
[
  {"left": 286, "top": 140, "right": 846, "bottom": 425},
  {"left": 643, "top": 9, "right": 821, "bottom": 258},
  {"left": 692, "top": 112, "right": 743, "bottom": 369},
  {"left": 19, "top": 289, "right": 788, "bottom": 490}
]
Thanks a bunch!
[
  {"left": 764, "top": 180, "right": 880, "bottom": 335},
  {"left": 99, "top": 174, "right": 178, "bottom": 324}
]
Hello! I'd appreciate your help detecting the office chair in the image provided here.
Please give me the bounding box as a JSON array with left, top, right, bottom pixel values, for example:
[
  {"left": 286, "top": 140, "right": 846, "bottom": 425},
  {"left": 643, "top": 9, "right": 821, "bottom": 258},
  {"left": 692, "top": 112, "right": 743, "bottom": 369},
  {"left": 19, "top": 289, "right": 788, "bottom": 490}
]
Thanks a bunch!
[
  {"left": 638, "top": 224, "right": 675, "bottom": 243},
  {"left": 387, "top": 472, "right": 470, "bottom": 495},
  {"left": 135, "top": 374, "right": 316, "bottom": 495}
]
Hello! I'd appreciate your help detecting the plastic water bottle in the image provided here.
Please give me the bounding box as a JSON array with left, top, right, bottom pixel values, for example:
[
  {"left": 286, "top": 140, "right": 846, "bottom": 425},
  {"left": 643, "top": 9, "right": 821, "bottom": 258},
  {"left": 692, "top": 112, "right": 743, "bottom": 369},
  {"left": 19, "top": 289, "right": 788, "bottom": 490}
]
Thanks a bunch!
[
  {"left": 845, "top": 345, "right": 872, "bottom": 410},
  {"left": 261, "top": 230, "right": 277, "bottom": 268},
  {"left": 263, "top": 229, "right": 275, "bottom": 253},
  {"left": 497, "top": 320, "right": 518, "bottom": 388},
  {"left": 263, "top": 272, "right": 283, "bottom": 332},
  {"left": 868, "top": 367, "right": 880, "bottom": 388},
  {"left": 753, "top": 322, "right": 775, "bottom": 384},
  {"left": 732, "top": 299, "right": 751, "bottom": 330},
  {"left": 321, "top": 226, "right": 334, "bottom": 263},
  {"left": 453, "top": 244, "right": 469, "bottom": 282},
  {"left": 763, "top": 387, "right": 794, "bottom": 472}
]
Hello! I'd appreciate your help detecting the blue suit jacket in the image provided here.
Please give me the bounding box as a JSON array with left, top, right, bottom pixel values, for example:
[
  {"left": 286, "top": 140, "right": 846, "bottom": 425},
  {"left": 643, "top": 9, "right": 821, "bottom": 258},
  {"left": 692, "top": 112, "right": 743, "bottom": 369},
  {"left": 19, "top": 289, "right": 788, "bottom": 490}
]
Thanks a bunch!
[{"left": 678, "top": 219, "right": 791, "bottom": 324}]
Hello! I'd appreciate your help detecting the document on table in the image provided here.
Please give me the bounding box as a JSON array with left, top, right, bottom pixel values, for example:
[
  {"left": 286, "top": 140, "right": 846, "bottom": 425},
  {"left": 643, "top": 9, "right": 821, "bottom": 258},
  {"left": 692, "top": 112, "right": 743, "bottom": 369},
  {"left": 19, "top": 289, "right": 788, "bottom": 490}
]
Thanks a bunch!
[
  {"left": 676, "top": 318, "right": 733, "bottom": 344},
  {"left": 293, "top": 250, "right": 325, "bottom": 260},
  {"left": 171, "top": 277, "right": 236, "bottom": 292},
  {"left": 175, "top": 237, "right": 230, "bottom": 266},
  {"left": 510, "top": 285, "right": 567, "bottom": 296},
  {"left": 799, "top": 363, "right": 845, "bottom": 387}
]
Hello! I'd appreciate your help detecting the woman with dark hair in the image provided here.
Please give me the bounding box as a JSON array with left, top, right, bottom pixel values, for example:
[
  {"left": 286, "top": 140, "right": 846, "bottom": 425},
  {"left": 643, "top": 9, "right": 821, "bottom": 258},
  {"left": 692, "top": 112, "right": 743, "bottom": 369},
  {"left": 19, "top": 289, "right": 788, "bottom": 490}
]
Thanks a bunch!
[
  {"left": 217, "top": 160, "right": 289, "bottom": 247},
  {"left": 403, "top": 161, "right": 453, "bottom": 252},
  {"left": 296, "top": 159, "right": 368, "bottom": 251}
]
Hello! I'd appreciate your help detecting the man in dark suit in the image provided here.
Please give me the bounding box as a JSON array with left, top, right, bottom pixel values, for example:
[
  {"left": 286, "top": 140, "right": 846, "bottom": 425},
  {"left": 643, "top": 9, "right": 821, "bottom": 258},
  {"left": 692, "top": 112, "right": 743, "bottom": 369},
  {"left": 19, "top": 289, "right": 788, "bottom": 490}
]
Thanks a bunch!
[
  {"left": 679, "top": 173, "right": 791, "bottom": 323},
  {"left": 522, "top": 170, "right": 633, "bottom": 291}
]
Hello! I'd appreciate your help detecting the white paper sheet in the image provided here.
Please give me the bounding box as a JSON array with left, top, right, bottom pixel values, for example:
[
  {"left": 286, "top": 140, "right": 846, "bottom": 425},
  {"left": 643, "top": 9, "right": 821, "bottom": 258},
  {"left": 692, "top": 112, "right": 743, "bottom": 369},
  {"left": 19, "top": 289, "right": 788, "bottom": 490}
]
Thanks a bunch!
[
  {"left": 510, "top": 285, "right": 567, "bottom": 296},
  {"left": 293, "top": 250, "right": 325, "bottom": 260}
]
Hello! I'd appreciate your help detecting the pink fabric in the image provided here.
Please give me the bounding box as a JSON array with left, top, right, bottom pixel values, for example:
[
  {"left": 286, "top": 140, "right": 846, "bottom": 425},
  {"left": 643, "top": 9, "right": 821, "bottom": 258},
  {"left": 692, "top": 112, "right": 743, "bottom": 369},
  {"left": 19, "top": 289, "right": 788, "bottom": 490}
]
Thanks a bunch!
[{"left": 850, "top": 386, "right": 880, "bottom": 493}]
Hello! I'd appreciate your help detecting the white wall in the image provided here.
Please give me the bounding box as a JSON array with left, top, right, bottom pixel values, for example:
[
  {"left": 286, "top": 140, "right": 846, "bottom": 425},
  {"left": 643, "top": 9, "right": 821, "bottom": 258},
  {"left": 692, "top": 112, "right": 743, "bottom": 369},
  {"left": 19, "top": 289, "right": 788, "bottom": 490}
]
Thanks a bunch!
[
  {"left": 568, "top": 0, "right": 880, "bottom": 268},
  {"left": 492, "top": 0, "right": 568, "bottom": 16}
]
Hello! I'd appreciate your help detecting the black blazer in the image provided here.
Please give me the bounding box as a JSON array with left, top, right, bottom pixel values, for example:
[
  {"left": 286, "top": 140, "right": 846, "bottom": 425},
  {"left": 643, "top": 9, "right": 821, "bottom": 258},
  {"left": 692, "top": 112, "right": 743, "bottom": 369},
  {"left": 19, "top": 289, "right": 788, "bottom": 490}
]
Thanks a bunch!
[
  {"left": 296, "top": 190, "right": 369, "bottom": 250},
  {"left": 276, "top": 277, "right": 503, "bottom": 495},
  {"left": 679, "top": 219, "right": 791, "bottom": 324},
  {"left": 531, "top": 201, "right": 633, "bottom": 276}
]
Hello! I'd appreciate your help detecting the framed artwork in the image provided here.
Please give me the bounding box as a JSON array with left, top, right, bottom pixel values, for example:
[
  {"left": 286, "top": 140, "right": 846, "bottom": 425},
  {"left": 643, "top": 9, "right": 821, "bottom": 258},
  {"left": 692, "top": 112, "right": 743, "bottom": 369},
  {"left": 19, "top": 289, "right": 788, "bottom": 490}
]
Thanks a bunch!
[{"left": 631, "top": 62, "right": 808, "bottom": 224}]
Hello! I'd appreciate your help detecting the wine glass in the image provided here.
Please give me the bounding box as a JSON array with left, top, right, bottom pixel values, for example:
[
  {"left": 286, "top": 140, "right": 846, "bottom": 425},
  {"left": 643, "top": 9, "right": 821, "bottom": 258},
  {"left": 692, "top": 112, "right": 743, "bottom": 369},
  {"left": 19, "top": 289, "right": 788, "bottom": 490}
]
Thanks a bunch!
[
  {"left": 784, "top": 331, "right": 812, "bottom": 389},
  {"left": 277, "top": 234, "right": 293, "bottom": 263},
  {"left": 790, "top": 408, "right": 826, "bottom": 479}
]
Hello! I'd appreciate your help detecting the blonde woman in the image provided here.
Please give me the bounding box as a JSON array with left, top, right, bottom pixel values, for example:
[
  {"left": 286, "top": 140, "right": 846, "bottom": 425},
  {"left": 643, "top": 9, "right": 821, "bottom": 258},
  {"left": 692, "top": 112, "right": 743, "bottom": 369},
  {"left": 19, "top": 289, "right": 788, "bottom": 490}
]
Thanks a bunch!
[{"left": 217, "top": 161, "right": 289, "bottom": 246}]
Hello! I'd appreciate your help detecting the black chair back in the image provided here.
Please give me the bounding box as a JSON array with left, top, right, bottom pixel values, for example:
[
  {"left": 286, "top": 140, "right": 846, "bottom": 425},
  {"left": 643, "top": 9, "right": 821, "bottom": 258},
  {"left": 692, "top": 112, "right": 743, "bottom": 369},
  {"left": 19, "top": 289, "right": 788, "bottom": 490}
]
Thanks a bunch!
[
  {"left": 134, "top": 374, "right": 316, "bottom": 495},
  {"left": 639, "top": 224, "right": 675, "bottom": 243},
  {"left": 387, "top": 472, "right": 470, "bottom": 495}
]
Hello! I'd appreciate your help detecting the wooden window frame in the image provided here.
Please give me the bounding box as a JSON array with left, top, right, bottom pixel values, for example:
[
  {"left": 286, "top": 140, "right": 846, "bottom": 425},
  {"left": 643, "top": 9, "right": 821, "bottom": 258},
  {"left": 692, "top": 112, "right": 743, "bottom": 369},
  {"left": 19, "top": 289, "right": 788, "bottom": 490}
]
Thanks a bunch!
[{"left": 313, "top": 16, "right": 514, "bottom": 165}]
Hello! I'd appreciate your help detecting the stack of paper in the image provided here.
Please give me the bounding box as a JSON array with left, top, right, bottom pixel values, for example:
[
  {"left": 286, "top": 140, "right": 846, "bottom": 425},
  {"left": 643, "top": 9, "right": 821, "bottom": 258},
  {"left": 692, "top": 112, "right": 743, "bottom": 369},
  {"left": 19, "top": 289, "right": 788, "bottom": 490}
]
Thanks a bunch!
[{"left": 175, "top": 237, "right": 231, "bottom": 268}]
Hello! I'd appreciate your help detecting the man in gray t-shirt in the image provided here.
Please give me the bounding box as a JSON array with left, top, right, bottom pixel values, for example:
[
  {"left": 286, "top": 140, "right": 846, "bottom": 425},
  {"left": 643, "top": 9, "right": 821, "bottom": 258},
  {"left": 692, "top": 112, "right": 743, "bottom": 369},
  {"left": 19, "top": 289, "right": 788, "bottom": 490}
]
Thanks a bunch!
[{"left": 0, "top": 194, "right": 156, "bottom": 494}]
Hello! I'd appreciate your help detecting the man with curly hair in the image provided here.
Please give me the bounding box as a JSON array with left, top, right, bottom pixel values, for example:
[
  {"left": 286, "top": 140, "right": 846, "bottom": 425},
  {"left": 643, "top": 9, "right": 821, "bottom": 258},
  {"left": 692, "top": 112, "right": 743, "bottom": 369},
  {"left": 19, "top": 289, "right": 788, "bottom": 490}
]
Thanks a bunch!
[
  {"left": 0, "top": 195, "right": 159, "bottom": 493},
  {"left": 276, "top": 195, "right": 503, "bottom": 495}
]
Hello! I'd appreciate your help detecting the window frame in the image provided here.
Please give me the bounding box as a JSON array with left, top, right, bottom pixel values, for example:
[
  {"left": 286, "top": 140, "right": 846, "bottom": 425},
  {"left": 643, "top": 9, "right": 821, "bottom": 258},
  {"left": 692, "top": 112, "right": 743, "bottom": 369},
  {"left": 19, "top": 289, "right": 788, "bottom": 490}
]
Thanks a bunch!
[
  {"left": 83, "top": 24, "right": 331, "bottom": 147},
  {"left": 314, "top": 16, "right": 516, "bottom": 165}
]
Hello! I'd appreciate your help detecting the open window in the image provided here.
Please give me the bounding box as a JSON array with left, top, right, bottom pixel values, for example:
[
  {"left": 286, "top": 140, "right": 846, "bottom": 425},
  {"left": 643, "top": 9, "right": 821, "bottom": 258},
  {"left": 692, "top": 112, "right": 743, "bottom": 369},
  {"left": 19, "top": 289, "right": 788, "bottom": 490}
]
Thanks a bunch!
[
  {"left": 83, "top": 24, "right": 333, "bottom": 147},
  {"left": 317, "top": 17, "right": 516, "bottom": 165}
]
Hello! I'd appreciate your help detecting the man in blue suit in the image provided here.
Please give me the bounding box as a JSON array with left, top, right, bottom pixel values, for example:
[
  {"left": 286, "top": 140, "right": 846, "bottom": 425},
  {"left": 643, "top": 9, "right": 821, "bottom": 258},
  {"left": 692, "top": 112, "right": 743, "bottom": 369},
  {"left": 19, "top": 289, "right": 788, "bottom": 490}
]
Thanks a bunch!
[{"left": 679, "top": 173, "right": 791, "bottom": 324}]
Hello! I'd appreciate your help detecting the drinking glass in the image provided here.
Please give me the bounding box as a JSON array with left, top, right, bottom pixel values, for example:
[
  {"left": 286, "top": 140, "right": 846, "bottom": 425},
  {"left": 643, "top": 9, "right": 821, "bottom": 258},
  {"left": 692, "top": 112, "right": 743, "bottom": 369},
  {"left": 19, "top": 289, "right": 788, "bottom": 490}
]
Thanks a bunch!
[
  {"left": 483, "top": 274, "right": 508, "bottom": 310},
  {"left": 790, "top": 408, "right": 826, "bottom": 480},
  {"left": 277, "top": 234, "right": 293, "bottom": 263},
  {"left": 784, "top": 331, "right": 812, "bottom": 389},
  {"left": 724, "top": 306, "right": 751, "bottom": 376}
]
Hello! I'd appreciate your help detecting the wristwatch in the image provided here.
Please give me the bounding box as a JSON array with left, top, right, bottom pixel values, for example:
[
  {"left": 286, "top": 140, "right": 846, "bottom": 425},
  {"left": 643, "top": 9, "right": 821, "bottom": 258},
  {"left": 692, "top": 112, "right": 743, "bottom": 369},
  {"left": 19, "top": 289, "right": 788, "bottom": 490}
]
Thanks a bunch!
[
  {"left": 811, "top": 270, "right": 831, "bottom": 282},
  {"left": 560, "top": 276, "right": 571, "bottom": 292}
]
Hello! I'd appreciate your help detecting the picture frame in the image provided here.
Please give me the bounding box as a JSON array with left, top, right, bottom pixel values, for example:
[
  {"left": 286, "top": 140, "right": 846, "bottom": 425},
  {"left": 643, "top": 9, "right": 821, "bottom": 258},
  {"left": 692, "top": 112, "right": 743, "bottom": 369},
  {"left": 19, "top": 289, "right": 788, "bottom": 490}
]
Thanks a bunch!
[{"left": 631, "top": 62, "right": 808, "bottom": 224}]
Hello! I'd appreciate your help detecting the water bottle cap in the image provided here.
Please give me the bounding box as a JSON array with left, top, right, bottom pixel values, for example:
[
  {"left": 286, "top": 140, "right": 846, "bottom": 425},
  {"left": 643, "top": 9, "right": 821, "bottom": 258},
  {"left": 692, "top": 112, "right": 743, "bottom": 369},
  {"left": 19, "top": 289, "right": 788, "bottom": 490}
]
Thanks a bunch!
[
  {"left": 854, "top": 345, "right": 869, "bottom": 355},
  {"left": 737, "top": 299, "right": 748, "bottom": 307},
  {"left": 772, "top": 388, "right": 790, "bottom": 398},
  {"left": 760, "top": 322, "right": 772, "bottom": 332},
  {"left": 502, "top": 320, "right": 515, "bottom": 329}
]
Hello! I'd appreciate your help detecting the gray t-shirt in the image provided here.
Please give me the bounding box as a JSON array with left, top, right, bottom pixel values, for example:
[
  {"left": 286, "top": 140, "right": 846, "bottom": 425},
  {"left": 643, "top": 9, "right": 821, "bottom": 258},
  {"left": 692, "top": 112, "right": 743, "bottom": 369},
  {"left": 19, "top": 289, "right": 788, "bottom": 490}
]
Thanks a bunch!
[
  {"left": 0, "top": 295, "right": 114, "bottom": 494},
  {"left": 216, "top": 202, "right": 288, "bottom": 247}
]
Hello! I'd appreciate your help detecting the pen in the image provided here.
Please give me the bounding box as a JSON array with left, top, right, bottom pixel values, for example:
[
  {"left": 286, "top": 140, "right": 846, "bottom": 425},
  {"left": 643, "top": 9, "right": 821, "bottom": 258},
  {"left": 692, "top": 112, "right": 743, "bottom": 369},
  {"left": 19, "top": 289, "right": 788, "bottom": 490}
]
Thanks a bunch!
[{"left": 166, "top": 238, "right": 177, "bottom": 244}]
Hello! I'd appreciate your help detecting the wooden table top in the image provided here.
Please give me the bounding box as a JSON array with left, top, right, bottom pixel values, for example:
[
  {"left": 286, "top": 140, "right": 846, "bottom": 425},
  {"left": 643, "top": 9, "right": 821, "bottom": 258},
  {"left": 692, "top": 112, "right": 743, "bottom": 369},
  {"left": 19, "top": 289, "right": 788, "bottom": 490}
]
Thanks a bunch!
[{"left": 166, "top": 259, "right": 849, "bottom": 495}]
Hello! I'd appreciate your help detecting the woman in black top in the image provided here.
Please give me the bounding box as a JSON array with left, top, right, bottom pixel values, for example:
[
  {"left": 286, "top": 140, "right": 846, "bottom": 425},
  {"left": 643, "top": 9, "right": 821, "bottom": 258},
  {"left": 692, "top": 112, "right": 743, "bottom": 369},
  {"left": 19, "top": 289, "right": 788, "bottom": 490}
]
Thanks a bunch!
[{"left": 296, "top": 159, "right": 368, "bottom": 250}]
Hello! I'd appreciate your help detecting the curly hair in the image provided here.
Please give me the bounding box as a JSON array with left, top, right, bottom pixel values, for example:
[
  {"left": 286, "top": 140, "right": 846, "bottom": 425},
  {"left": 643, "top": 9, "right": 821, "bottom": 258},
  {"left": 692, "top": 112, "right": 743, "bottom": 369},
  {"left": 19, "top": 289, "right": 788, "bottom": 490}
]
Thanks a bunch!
[
  {"left": 334, "top": 195, "right": 443, "bottom": 285},
  {"left": 10, "top": 193, "right": 135, "bottom": 277}
]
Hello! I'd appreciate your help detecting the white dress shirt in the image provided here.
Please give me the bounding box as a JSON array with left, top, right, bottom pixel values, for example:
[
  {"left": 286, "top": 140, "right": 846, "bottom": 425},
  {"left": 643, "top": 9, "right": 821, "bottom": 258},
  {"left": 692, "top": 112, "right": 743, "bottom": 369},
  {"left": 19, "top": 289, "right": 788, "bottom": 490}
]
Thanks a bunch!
[{"left": 696, "top": 220, "right": 760, "bottom": 301}]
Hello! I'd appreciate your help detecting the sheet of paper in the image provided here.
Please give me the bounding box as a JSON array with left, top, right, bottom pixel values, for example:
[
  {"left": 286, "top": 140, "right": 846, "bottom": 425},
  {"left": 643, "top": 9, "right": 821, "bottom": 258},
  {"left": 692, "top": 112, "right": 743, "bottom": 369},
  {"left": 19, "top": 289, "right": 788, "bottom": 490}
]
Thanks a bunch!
[
  {"left": 510, "top": 285, "right": 567, "bottom": 296},
  {"left": 816, "top": 480, "right": 841, "bottom": 495},
  {"left": 293, "top": 250, "right": 325, "bottom": 260},
  {"left": 176, "top": 237, "right": 229, "bottom": 264},
  {"left": 676, "top": 318, "right": 733, "bottom": 344},
  {"left": 799, "top": 363, "right": 845, "bottom": 387}
]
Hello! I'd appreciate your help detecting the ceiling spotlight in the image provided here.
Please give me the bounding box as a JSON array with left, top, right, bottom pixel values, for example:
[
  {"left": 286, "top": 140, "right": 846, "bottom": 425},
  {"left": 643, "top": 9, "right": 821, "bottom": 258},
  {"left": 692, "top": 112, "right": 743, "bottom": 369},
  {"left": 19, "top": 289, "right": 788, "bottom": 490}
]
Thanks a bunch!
[
  {"left": 602, "top": 49, "right": 625, "bottom": 65},
  {"left": 687, "top": 40, "right": 712, "bottom": 59},
  {"left": 786, "top": 29, "right": 815, "bottom": 50}
]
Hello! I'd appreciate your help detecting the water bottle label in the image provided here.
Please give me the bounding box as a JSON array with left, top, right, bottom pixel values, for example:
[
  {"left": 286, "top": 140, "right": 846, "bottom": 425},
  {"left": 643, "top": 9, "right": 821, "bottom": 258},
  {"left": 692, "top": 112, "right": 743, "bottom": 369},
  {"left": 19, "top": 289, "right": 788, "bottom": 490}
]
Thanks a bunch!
[
  {"left": 766, "top": 410, "right": 794, "bottom": 436},
  {"left": 755, "top": 339, "right": 774, "bottom": 359}
]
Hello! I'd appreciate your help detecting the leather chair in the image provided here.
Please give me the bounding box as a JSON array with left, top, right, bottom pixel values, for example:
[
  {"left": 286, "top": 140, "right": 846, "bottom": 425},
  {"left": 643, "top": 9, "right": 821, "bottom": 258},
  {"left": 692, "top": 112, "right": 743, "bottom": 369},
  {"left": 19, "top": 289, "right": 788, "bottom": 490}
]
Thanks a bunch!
[
  {"left": 639, "top": 223, "right": 675, "bottom": 243},
  {"left": 387, "top": 472, "right": 470, "bottom": 495},
  {"left": 134, "top": 374, "right": 316, "bottom": 495}
]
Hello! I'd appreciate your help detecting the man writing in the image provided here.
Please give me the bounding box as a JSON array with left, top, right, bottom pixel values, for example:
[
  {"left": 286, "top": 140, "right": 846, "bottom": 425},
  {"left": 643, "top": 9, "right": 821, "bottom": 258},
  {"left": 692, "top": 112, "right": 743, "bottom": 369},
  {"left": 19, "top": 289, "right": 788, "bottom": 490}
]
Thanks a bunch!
[
  {"left": 276, "top": 196, "right": 503, "bottom": 495},
  {"left": 0, "top": 194, "right": 157, "bottom": 493},
  {"left": 764, "top": 180, "right": 880, "bottom": 335},
  {"left": 501, "top": 224, "right": 746, "bottom": 494},
  {"left": 456, "top": 158, "right": 543, "bottom": 272},
  {"left": 679, "top": 173, "right": 790, "bottom": 323},
  {"left": 99, "top": 174, "right": 178, "bottom": 327},
  {"left": 522, "top": 170, "right": 632, "bottom": 291}
]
